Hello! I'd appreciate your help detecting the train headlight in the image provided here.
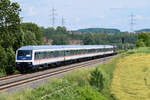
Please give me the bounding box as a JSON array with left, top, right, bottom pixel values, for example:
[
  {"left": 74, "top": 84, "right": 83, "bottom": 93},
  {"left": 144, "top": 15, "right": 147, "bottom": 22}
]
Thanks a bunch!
[
  {"left": 28, "top": 62, "right": 32, "bottom": 64},
  {"left": 17, "top": 62, "right": 20, "bottom": 64}
]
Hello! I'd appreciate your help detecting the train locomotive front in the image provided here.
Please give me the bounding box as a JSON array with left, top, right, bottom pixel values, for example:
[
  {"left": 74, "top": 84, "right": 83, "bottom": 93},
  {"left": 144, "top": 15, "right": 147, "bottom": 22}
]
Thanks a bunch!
[{"left": 16, "top": 49, "right": 34, "bottom": 72}]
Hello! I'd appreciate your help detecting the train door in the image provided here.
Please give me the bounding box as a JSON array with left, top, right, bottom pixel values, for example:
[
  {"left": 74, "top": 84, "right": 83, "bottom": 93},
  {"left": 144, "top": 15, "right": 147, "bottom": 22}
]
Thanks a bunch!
[{"left": 64, "top": 51, "right": 66, "bottom": 61}]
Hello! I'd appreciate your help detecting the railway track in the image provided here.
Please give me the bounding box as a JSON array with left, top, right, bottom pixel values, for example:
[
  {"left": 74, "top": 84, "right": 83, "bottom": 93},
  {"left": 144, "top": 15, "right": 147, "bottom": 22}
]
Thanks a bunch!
[
  {"left": 0, "top": 55, "right": 116, "bottom": 92},
  {"left": 0, "top": 74, "right": 22, "bottom": 81}
]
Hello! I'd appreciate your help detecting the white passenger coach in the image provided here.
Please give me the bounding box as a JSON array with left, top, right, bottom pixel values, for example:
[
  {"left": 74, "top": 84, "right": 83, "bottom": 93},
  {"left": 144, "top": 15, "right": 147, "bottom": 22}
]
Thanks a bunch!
[{"left": 16, "top": 45, "right": 116, "bottom": 72}]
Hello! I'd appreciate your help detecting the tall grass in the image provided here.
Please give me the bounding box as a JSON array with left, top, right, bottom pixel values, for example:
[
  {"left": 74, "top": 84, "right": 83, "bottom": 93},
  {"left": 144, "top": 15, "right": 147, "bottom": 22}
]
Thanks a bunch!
[
  {"left": 0, "top": 68, "right": 108, "bottom": 100},
  {"left": 111, "top": 48, "right": 150, "bottom": 100}
]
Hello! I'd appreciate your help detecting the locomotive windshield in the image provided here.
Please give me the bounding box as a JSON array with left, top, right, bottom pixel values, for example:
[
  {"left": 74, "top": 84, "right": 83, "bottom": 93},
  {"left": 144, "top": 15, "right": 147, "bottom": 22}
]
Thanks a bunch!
[{"left": 17, "top": 50, "right": 32, "bottom": 60}]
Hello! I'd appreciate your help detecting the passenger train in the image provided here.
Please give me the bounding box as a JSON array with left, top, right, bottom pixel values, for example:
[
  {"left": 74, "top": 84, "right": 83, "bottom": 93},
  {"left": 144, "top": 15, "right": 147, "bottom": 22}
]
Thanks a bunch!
[{"left": 16, "top": 45, "right": 116, "bottom": 72}]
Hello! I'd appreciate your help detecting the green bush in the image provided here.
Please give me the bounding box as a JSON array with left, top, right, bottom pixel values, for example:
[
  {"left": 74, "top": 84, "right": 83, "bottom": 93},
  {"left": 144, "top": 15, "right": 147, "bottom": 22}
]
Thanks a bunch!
[
  {"left": 76, "top": 86, "right": 108, "bottom": 100},
  {"left": 136, "top": 33, "right": 150, "bottom": 47},
  {"left": 90, "top": 68, "right": 104, "bottom": 92},
  {"left": 5, "top": 48, "right": 16, "bottom": 75},
  {"left": 0, "top": 46, "right": 7, "bottom": 76}
]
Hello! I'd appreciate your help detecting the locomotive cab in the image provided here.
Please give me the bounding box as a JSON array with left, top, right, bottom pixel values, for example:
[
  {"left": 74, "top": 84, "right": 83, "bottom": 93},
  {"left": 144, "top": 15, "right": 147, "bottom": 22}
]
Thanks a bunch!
[
  {"left": 17, "top": 50, "right": 32, "bottom": 60},
  {"left": 16, "top": 50, "right": 33, "bottom": 72}
]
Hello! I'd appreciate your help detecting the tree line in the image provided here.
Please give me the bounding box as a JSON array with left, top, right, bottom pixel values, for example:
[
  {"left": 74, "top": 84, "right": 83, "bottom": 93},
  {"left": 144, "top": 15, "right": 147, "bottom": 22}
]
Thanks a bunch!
[{"left": 42, "top": 27, "right": 137, "bottom": 49}]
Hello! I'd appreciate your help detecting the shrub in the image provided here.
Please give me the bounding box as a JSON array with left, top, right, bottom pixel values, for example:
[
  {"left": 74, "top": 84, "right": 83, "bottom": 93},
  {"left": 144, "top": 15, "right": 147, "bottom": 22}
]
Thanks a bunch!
[
  {"left": 90, "top": 68, "right": 104, "bottom": 92},
  {"left": 76, "top": 86, "right": 108, "bottom": 100}
]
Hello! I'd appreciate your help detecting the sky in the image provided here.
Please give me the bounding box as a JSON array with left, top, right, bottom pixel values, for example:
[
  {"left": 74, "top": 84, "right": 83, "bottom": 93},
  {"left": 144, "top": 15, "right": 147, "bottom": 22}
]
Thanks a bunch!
[{"left": 11, "top": 0, "right": 150, "bottom": 31}]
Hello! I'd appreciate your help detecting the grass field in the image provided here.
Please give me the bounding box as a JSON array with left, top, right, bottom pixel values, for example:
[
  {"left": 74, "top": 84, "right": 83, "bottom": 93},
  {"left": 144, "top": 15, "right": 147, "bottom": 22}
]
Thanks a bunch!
[
  {"left": 0, "top": 68, "right": 108, "bottom": 100},
  {"left": 111, "top": 48, "right": 150, "bottom": 100}
]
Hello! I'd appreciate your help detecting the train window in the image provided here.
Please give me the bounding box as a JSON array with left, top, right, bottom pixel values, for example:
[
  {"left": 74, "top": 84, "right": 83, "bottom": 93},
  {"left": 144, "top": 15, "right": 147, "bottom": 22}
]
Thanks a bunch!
[
  {"left": 90, "top": 49, "right": 92, "bottom": 53},
  {"left": 81, "top": 50, "right": 84, "bottom": 54},
  {"left": 59, "top": 51, "right": 64, "bottom": 57},
  {"left": 54, "top": 51, "right": 59, "bottom": 57},
  {"left": 38, "top": 52, "right": 41, "bottom": 59},
  {"left": 82, "top": 50, "right": 84, "bottom": 54},
  {"left": 65, "top": 51, "right": 69, "bottom": 56},
  {"left": 67, "top": 50, "right": 73, "bottom": 56},
  {"left": 35, "top": 52, "right": 38, "bottom": 60},
  {"left": 46, "top": 52, "right": 49, "bottom": 58},
  {"left": 41, "top": 52, "right": 44, "bottom": 59},
  {"left": 86, "top": 49, "right": 88, "bottom": 54},
  {"left": 43, "top": 52, "right": 47, "bottom": 59},
  {"left": 74, "top": 50, "right": 77, "bottom": 55},
  {"left": 96, "top": 49, "right": 99, "bottom": 52},
  {"left": 71, "top": 50, "right": 74, "bottom": 55},
  {"left": 81, "top": 50, "right": 83, "bottom": 54},
  {"left": 18, "top": 50, "right": 32, "bottom": 57},
  {"left": 79, "top": 50, "right": 81, "bottom": 54},
  {"left": 69, "top": 50, "right": 72, "bottom": 56},
  {"left": 71, "top": 50, "right": 75, "bottom": 55},
  {"left": 49, "top": 52, "right": 54, "bottom": 58},
  {"left": 82, "top": 49, "right": 86, "bottom": 54}
]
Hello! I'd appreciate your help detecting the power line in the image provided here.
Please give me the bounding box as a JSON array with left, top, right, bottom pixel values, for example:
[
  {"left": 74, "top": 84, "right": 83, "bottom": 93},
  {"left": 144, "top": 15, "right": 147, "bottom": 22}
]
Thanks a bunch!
[
  {"left": 50, "top": 7, "right": 57, "bottom": 28},
  {"left": 61, "top": 16, "right": 65, "bottom": 27},
  {"left": 130, "top": 13, "right": 136, "bottom": 33}
]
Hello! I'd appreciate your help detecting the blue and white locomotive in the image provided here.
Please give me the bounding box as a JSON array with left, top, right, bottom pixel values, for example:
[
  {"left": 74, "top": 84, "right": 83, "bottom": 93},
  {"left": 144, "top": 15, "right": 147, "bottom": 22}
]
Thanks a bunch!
[{"left": 16, "top": 45, "right": 116, "bottom": 72}]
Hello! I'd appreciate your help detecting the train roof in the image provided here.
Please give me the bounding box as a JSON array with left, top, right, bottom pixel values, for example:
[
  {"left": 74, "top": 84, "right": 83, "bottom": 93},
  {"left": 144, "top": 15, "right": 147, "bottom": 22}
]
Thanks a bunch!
[{"left": 18, "top": 45, "right": 114, "bottom": 51}]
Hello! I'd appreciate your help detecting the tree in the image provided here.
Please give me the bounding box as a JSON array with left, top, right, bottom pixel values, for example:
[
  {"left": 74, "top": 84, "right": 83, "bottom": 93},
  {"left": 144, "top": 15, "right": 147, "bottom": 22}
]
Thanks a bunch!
[
  {"left": 82, "top": 34, "right": 96, "bottom": 45},
  {"left": 0, "top": 46, "right": 7, "bottom": 75},
  {"left": 21, "top": 23, "right": 43, "bottom": 45},
  {"left": 90, "top": 68, "right": 104, "bottom": 92},
  {"left": 56, "top": 26, "right": 67, "bottom": 34},
  {"left": 52, "top": 34, "right": 69, "bottom": 45},
  {"left": 42, "top": 27, "right": 56, "bottom": 39},
  {"left": 0, "top": 0, "right": 21, "bottom": 32},
  {"left": 136, "top": 39, "right": 145, "bottom": 47},
  {"left": 0, "top": 0, "right": 21, "bottom": 75},
  {"left": 136, "top": 33, "right": 150, "bottom": 47},
  {"left": 5, "top": 47, "right": 16, "bottom": 75},
  {"left": 0, "top": 0, "right": 21, "bottom": 50}
]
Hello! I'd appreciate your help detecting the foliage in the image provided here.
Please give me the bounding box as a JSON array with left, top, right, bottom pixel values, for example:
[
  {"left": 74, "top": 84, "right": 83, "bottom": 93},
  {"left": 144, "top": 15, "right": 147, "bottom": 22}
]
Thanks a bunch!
[
  {"left": 21, "top": 23, "right": 43, "bottom": 45},
  {"left": 0, "top": 0, "right": 21, "bottom": 33},
  {"left": 5, "top": 48, "right": 16, "bottom": 75},
  {"left": 42, "top": 26, "right": 69, "bottom": 45},
  {"left": 76, "top": 86, "right": 108, "bottom": 100},
  {"left": 0, "top": 46, "right": 7, "bottom": 76},
  {"left": 52, "top": 34, "right": 69, "bottom": 45},
  {"left": 90, "top": 68, "right": 104, "bottom": 92},
  {"left": 0, "top": 0, "right": 21, "bottom": 75},
  {"left": 0, "top": 0, "right": 43, "bottom": 75},
  {"left": 136, "top": 39, "right": 145, "bottom": 47},
  {"left": 136, "top": 33, "right": 150, "bottom": 47}
]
